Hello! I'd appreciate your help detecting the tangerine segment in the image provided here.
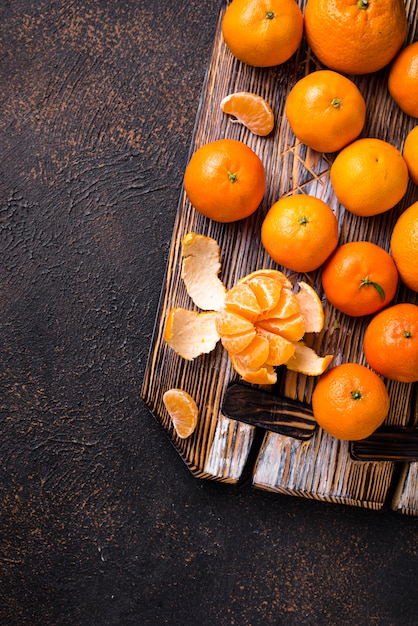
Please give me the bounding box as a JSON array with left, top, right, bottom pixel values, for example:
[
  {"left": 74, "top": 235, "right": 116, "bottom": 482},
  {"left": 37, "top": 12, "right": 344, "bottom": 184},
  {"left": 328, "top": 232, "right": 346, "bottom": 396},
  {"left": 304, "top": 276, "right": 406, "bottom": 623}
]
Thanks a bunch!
[
  {"left": 163, "top": 389, "right": 199, "bottom": 439},
  {"left": 304, "top": 0, "right": 408, "bottom": 75},
  {"left": 220, "top": 329, "right": 257, "bottom": 355},
  {"left": 257, "top": 313, "right": 305, "bottom": 342},
  {"left": 181, "top": 232, "right": 227, "bottom": 311},
  {"left": 220, "top": 92, "right": 275, "bottom": 136},
  {"left": 312, "top": 363, "right": 390, "bottom": 441},
  {"left": 235, "top": 334, "right": 271, "bottom": 369},
  {"left": 257, "top": 329, "right": 296, "bottom": 366},
  {"left": 224, "top": 283, "right": 262, "bottom": 322},
  {"left": 363, "top": 303, "right": 418, "bottom": 383},
  {"left": 230, "top": 353, "right": 278, "bottom": 386},
  {"left": 244, "top": 274, "right": 283, "bottom": 313},
  {"left": 285, "top": 342, "right": 333, "bottom": 376},
  {"left": 165, "top": 308, "right": 220, "bottom": 360},
  {"left": 216, "top": 309, "right": 255, "bottom": 337}
]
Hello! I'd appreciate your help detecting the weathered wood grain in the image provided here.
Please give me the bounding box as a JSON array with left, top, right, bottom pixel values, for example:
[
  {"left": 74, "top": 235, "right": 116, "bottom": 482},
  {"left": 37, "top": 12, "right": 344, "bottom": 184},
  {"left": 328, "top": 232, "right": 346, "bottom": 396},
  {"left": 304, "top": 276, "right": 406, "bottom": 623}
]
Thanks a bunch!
[{"left": 142, "top": 0, "right": 418, "bottom": 513}]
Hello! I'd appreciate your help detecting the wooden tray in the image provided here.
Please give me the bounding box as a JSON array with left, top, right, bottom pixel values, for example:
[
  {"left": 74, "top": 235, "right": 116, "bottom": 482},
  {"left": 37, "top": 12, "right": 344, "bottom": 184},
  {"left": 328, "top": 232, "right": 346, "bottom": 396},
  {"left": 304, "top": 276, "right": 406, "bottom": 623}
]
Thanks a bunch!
[{"left": 142, "top": 0, "right": 418, "bottom": 514}]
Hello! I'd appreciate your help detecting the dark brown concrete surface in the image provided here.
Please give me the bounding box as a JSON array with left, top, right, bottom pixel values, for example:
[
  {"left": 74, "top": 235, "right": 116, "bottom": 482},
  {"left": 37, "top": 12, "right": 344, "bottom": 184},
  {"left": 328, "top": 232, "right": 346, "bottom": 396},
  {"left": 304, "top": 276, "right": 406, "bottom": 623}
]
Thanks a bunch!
[{"left": 0, "top": 1, "right": 417, "bottom": 625}]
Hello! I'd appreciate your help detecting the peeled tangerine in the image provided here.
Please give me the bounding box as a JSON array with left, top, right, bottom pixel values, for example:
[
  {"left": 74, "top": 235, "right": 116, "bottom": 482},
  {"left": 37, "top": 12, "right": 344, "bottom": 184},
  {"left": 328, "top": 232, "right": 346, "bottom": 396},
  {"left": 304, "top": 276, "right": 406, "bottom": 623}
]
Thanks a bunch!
[{"left": 165, "top": 233, "right": 333, "bottom": 385}]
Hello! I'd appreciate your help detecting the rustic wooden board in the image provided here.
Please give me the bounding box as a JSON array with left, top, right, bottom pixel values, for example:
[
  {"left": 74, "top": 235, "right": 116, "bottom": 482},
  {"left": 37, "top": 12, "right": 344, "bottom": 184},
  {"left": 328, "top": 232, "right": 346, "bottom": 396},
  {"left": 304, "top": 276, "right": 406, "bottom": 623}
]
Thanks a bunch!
[{"left": 142, "top": 0, "right": 418, "bottom": 511}]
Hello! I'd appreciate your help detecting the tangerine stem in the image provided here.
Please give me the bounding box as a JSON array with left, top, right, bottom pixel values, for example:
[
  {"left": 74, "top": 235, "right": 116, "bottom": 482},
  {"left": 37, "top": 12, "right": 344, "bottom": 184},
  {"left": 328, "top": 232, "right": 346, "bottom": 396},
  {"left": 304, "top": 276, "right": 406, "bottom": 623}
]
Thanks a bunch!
[
  {"left": 331, "top": 97, "right": 342, "bottom": 109},
  {"left": 351, "top": 390, "right": 363, "bottom": 401},
  {"left": 404, "top": 330, "right": 412, "bottom": 338},
  {"left": 228, "top": 171, "right": 237, "bottom": 183},
  {"left": 357, "top": 0, "right": 369, "bottom": 9},
  {"left": 358, "top": 277, "right": 385, "bottom": 301},
  {"left": 266, "top": 11, "right": 275, "bottom": 19}
]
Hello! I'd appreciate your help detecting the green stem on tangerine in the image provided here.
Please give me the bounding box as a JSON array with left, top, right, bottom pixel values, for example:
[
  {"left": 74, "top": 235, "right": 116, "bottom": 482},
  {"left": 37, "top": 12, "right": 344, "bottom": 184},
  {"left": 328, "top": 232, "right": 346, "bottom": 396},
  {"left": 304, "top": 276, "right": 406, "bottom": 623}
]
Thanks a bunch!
[
  {"left": 228, "top": 171, "right": 238, "bottom": 183},
  {"left": 358, "top": 277, "right": 385, "bottom": 301},
  {"left": 357, "top": 0, "right": 369, "bottom": 10},
  {"left": 331, "top": 97, "right": 342, "bottom": 109},
  {"left": 351, "top": 390, "right": 363, "bottom": 401},
  {"left": 299, "top": 215, "right": 309, "bottom": 225},
  {"left": 266, "top": 11, "right": 275, "bottom": 19},
  {"left": 404, "top": 329, "right": 413, "bottom": 339}
]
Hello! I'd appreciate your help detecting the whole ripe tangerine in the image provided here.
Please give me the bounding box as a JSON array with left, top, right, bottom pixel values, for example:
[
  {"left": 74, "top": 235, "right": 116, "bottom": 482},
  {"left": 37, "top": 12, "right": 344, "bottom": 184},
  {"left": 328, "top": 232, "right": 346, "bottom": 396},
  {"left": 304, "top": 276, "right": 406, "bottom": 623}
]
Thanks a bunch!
[
  {"left": 221, "top": 0, "right": 303, "bottom": 68},
  {"left": 388, "top": 42, "right": 418, "bottom": 118},
  {"left": 321, "top": 241, "right": 399, "bottom": 317},
  {"left": 304, "top": 0, "right": 408, "bottom": 75},
  {"left": 403, "top": 126, "right": 418, "bottom": 185},
  {"left": 363, "top": 303, "right": 418, "bottom": 383},
  {"left": 312, "top": 363, "right": 390, "bottom": 441},
  {"left": 261, "top": 195, "right": 339, "bottom": 273},
  {"left": 184, "top": 139, "right": 265, "bottom": 223},
  {"left": 285, "top": 70, "right": 366, "bottom": 153},
  {"left": 330, "top": 138, "right": 409, "bottom": 217},
  {"left": 390, "top": 201, "right": 418, "bottom": 293}
]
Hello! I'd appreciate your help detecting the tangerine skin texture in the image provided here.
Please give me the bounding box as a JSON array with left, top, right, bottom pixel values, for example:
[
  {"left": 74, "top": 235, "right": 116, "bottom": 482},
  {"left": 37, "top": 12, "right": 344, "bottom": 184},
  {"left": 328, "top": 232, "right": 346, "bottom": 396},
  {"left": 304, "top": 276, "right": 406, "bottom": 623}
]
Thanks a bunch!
[
  {"left": 261, "top": 195, "right": 339, "bottom": 273},
  {"left": 285, "top": 70, "right": 366, "bottom": 153},
  {"left": 304, "top": 0, "right": 408, "bottom": 75},
  {"left": 390, "top": 201, "right": 418, "bottom": 293},
  {"left": 312, "top": 363, "right": 390, "bottom": 441},
  {"left": 184, "top": 139, "right": 265, "bottom": 223},
  {"left": 388, "top": 41, "right": 418, "bottom": 118},
  {"left": 321, "top": 241, "right": 399, "bottom": 317},
  {"left": 363, "top": 304, "right": 418, "bottom": 383},
  {"left": 330, "top": 138, "right": 409, "bottom": 216},
  {"left": 403, "top": 127, "right": 418, "bottom": 186},
  {"left": 222, "top": 0, "right": 303, "bottom": 68}
]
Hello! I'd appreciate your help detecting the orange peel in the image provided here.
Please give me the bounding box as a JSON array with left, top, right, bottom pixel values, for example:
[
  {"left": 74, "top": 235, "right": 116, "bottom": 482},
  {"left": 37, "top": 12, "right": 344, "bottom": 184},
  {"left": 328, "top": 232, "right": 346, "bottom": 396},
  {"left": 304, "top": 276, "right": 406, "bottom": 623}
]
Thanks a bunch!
[
  {"left": 164, "top": 308, "right": 220, "bottom": 361},
  {"left": 181, "top": 232, "right": 227, "bottom": 311},
  {"left": 285, "top": 342, "right": 333, "bottom": 376}
]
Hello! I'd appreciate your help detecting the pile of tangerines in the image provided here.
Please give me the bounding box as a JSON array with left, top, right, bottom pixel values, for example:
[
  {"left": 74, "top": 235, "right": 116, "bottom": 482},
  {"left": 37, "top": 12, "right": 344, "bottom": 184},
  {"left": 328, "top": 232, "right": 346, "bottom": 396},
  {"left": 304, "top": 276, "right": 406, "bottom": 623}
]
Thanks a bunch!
[{"left": 164, "top": 0, "right": 418, "bottom": 442}]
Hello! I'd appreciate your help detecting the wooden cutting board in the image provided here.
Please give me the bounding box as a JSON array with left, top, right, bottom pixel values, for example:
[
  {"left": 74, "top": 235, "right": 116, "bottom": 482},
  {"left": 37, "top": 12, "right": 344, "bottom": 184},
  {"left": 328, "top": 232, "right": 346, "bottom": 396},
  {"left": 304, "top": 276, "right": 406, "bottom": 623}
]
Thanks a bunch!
[{"left": 142, "top": 0, "right": 418, "bottom": 514}]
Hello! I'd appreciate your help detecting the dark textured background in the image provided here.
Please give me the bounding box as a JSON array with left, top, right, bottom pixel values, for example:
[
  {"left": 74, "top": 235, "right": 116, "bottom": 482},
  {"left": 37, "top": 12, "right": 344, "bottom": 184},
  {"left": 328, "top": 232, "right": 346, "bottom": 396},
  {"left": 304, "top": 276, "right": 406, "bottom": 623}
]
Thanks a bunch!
[{"left": 1, "top": 1, "right": 417, "bottom": 625}]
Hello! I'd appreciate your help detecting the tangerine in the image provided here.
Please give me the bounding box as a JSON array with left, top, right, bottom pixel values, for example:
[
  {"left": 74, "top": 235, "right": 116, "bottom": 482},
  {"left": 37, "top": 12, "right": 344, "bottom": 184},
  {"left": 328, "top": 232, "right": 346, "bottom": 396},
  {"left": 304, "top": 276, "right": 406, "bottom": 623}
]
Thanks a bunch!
[
  {"left": 222, "top": 0, "right": 303, "bottom": 68},
  {"left": 403, "top": 126, "right": 418, "bottom": 186},
  {"left": 363, "top": 303, "right": 418, "bottom": 383},
  {"left": 312, "top": 363, "right": 390, "bottom": 441},
  {"left": 220, "top": 92, "right": 275, "bottom": 136},
  {"left": 163, "top": 389, "right": 199, "bottom": 439},
  {"left": 390, "top": 201, "right": 418, "bottom": 293},
  {"left": 321, "top": 241, "right": 399, "bottom": 317},
  {"left": 304, "top": 0, "right": 408, "bottom": 75},
  {"left": 388, "top": 42, "right": 418, "bottom": 118},
  {"left": 261, "top": 195, "right": 339, "bottom": 273},
  {"left": 285, "top": 70, "right": 366, "bottom": 153},
  {"left": 330, "top": 138, "right": 409, "bottom": 217},
  {"left": 184, "top": 139, "right": 265, "bottom": 223}
]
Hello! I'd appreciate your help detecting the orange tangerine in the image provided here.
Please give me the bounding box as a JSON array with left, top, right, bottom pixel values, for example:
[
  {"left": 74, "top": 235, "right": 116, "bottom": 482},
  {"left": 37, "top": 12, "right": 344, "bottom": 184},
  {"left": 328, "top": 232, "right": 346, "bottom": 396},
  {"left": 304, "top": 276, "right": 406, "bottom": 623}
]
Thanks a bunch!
[
  {"left": 388, "top": 42, "right": 418, "bottom": 118},
  {"left": 390, "top": 201, "right": 418, "bottom": 293}
]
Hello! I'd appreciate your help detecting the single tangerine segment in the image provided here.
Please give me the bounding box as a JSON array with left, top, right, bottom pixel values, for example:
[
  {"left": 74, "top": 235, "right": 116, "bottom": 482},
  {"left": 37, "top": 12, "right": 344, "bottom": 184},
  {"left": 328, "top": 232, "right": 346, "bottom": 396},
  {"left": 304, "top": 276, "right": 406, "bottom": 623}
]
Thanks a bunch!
[
  {"left": 230, "top": 353, "right": 278, "bottom": 386},
  {"left": 257, "top": 329, "right": 296, "bottom": 365},
  {"left": 244, "top": 274, "right": 283, "bottom": 313},
  {"left": 312, "top": 363, "right": 390, "bottom": 441},
  {"left": 181, "top": 232, "right": 227, "bottom": 311},
  {"left": 235, "top": 334, "right": 271, "bottom": 369},
  {"left": 223, "top": 282, "right": 262, "bottom": 322},
  {"left": 257, "top": 313, "right": 305, "bottom": 342},
  {"left": 163, "top": 388, "right": 199, "bottom": 439},
  {"left": 220, "top": 92, "right": 275, "bottom": 136}
]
